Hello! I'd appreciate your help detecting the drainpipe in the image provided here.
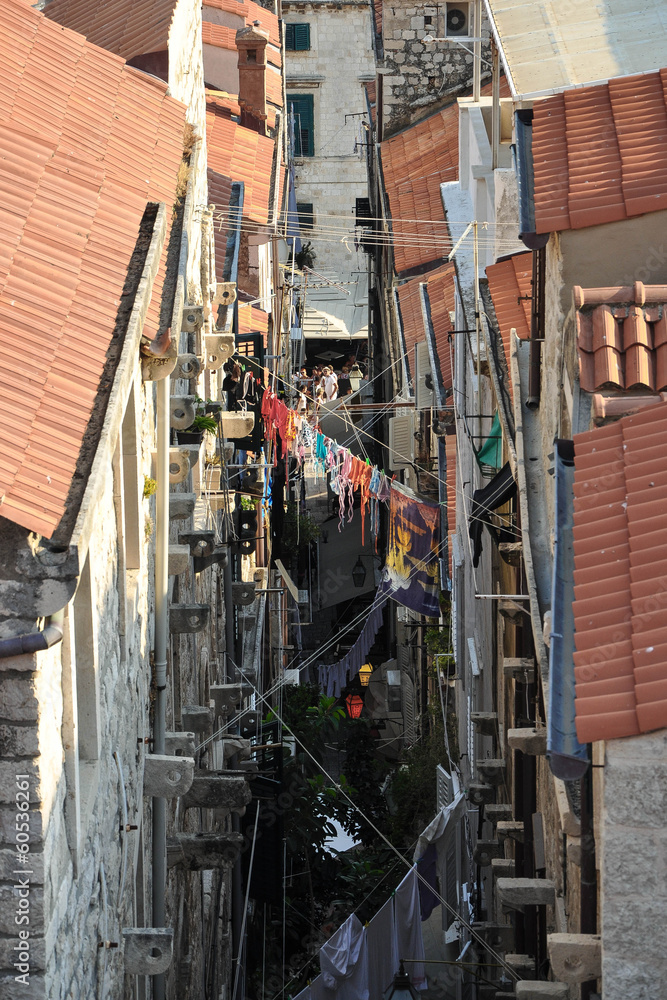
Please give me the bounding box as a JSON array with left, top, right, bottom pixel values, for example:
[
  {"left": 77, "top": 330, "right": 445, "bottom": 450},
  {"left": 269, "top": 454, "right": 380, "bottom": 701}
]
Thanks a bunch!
[
  {"left": 527, "top": 246, "right": 545, "bottom": 409},
  {"left": 152, "top": 372, "right": 170, "bottom": 1000},
  {"left": 0, "top": 609, "right": 65, "bottom": 658}
]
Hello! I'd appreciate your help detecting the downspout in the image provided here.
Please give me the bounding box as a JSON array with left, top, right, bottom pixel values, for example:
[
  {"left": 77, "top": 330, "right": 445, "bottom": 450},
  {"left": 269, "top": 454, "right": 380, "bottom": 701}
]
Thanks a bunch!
[
  {"left": 527, "top": 246, "right": 545, "bottom": 410},
  {"left": 152, "top": 371, "right": 170, "bottom": 1000},
  {"left": 0, "top": 609, "right": 65, "bottom": 658}
]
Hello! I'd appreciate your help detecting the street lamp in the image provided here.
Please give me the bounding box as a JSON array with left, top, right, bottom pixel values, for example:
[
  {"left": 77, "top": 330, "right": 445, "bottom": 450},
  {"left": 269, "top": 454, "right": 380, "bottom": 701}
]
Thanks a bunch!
[
  {"left": 359, "top": 662, "right": 373, "bottom": 687},
  {"left": 348, "top": 363, "right": 364, "bottom": 392},
  {"left": 345, "top": 693, "right": 364, "bottom": 719},
  {"left": 351, "top": 555, "right": 367, "bottom": 588},
  {"left": 383, "top": 961, "right": 420, "bottom": 1000}
]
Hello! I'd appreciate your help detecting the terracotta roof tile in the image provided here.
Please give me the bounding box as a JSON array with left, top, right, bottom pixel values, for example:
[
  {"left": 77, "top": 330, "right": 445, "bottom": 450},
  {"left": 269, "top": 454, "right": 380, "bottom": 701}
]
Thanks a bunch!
[
  {"left": 203, "top": 0, "right": 280, "bottom": 48},
  {"left": 206, "top": 94, "right": 275, "bottom": 224},
  {"left": 574, "top": 282, "right": 667, "bottom": 392},
  {"left": 208, "top": 168, "right": 234, "bottom": 281},
  {"left": 380, "top": 78, "right": 510, "bottom": 276},
  {"left": 533, "top": 69, "right": 667, "bottom": 233},
  {"left": 238, "top": 304, "right": 269, "bottom": 334},
  {"left": 45, "top": 0, "right": 177, "bottom": 61},
  {"left": 0, "top": 0, "right": 186, "bottom": 538},
  {"left": 572, "top": 401, "right": 667, "bottom": 740},
  {"left": 485, "top": 251, "right": 532, "bottom": 403},
  {"left": 396, "top": 262, "right": 455, "bottom": 391},
  {"left": 202, "top": 21, "right": 237, "bottom": 51}
]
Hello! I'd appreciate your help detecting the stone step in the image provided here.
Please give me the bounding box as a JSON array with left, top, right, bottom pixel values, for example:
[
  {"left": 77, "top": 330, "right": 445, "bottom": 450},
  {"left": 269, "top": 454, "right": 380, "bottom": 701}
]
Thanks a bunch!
[{"left": 507, "top": 727, "right": 547, "bottom": 755}]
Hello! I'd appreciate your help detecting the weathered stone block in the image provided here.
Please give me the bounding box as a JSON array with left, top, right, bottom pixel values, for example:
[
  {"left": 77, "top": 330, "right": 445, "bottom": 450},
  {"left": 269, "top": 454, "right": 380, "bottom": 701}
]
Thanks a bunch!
[
  {"left": 167, "top": 832, "right": 244, "bottom": 870},
  {"left": 169, "top": 604, "right": 210, "bottom": 633},
  {"left": 468, "top": 783, "right": 495, "bottom": 805},
  {"left": 0, "top": 883, "right": 43, "bottom": 935},
  {"left": 182, "top": 772, "right": 251, "bottom": 813},
  {"left": 181, "top": 706, "right": 213, "bottom": 736},
  {"left": 168, "top": 544, "right": 190, "bottom": 577},
  {"left": 507, "top": 728, "right": 547, "bottom": 755},
  {"left": 485, "top": 803, "right": 513, "bottom": 823},
  {"left": 471, "top": 712, "right": 498, "bottom": 736},
  {"left": 0, "top": 848, "right": 44, "bottom": 883},
  {"left": 0, "top": 973, "right": 46, "bottom": 1000},
  {"left": 477, "top": 759, "right": 506, "bottom": 786},
  {"left": 0, "top": 723, "right": 39, "bottom": 757},
  {"left": 210, "top": 684, "right": 242, "bottom": 718},
  {"left": 0, "top": 763, "right": 39, "bottom": 805},
  {"left": 505, "top": 954, "right": 535, "bottom": 976},
  {"left": 491, "top": 858, "right": 516, "bottom": 879},
  {"left": 221, "top": 737, "right": 251, "bottom": 761},
  {"left": 503, "top": 657, "right": 535, "bottom": 678},
  {"left": 231, "top": 582, "right": 256, "bottom": 607},
  {"left": 473, "top": 840, "right": 504, "bottom": 866},
  {"left": 515, "top": 985, "right": 568, "bottom": 1000},
  {"left": 123, "top": 927, "right": 173, "bottom": 975},
  {"left": 497, "top": 878, "right": 556, "bottom": 910},
  {"left": 164, "top": 732, "right": 196, "bottom": 757},
  {"left": 472, "top": 922, "right": 515, "bottom": 953},
  {"left": 0, "top": 932, "right": 45, "bottom": 971},
  {"left": 169, "top": 493, "right": 196, "bottom": 520},
  {"left": 0, "top": 677, "right": 38, "bottom": 723},
  {"left": 178, "top": 531, "right": 216, "bottom": 557},
  {"left": 0, "top": 806, "right": 41, "bottom": 843},
  {"left": 169, "top": 395, "right": 196, "bottom": 430},
  {"left": 497, "top": 821, "right": 524, "bottom": 844},
  {"left": 548, "top": 933, "right": 601, "bottom": 983},
  {"left": 142, "top": 754, "right": 194, "bottom": 798}
]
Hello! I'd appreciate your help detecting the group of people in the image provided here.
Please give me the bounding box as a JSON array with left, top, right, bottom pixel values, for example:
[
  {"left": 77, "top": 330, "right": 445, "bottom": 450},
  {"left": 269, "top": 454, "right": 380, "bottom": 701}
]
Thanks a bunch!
[{"left": 295, "top": 358, "right": 367, "bottom": 412}]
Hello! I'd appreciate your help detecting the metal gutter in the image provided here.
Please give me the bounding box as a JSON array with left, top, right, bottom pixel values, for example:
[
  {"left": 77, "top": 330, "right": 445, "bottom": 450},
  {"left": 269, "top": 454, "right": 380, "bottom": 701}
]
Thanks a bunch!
[
  {"left": 547, "top": 440, "right": 588, "bottom": 781},
  {"left": 0, "top": 609, "right": 64, "bottom": 658}
]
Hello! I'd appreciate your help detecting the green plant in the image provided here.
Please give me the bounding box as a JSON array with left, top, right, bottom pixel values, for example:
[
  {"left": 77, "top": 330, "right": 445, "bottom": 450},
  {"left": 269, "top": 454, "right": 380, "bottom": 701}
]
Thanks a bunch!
[
  {"left": 282, "top": 501, "right": 320, "bottom": 551},
  {"left": 143, "top": 476, "right": 157, "bottom": 499},
  {"left": 188, "top": 413, "right": 218, "bottom": 434},
  {"left": 240, "top": 496, "right": 256, "bottom": 511},
  {"left": 424, "top": 624, "right": 451, "bottom": 656},
  {"left": 144, "top": 516, "right": 154, "bottom": 540}
]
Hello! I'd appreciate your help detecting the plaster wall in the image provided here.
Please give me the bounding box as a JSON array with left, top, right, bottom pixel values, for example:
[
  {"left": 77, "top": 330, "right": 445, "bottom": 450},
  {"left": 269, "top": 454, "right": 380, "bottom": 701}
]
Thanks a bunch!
[
  {"left": 285, "top": 2, "right": 374, "bottom": 282},
  {"left": 203, "top": 41, "right": 238, "bottom": 93},
  {"left": 380, "top": 3, "right": 491, "bottom": 137}
]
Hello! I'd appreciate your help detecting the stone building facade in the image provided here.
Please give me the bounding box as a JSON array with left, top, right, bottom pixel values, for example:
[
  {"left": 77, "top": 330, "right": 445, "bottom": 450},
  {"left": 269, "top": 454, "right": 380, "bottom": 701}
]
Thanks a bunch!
[
  {"left": 284, "top": 0, "right": 374, "bottom": 331},
  {"left": 377, "top": 1, "right": 491, "bottom": 137}
]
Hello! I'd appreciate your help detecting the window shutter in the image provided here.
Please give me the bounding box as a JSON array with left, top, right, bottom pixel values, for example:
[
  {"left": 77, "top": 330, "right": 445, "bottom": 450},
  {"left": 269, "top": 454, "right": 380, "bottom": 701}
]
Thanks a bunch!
[
  {"left": 287, "top": 93, "right": 314, "bottom": 157},
  {"left": 296, "top": 202, "right": 314, "bottom": 231},
  {"left": 285, "top": 23, "right": 310, "bottom": 50}
]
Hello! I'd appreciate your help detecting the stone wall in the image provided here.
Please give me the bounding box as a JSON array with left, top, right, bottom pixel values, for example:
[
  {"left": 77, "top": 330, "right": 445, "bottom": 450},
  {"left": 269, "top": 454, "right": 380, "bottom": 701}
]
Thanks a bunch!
[
  {"left": 380, "top": 2, "right": 491, "bottom": 137},
  {"left": 284, "top": 1, "right": 374, "bottom": 282}
]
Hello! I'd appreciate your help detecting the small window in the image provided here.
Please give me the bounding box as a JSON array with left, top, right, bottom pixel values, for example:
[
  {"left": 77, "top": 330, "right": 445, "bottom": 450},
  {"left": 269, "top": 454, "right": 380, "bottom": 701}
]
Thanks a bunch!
[
  {"left": 285, "top": 23, "right": 311, "bottom": 50},
  {"left": 287, "top": 93, "right": 314, "bottom": 157},
  {"left": 296, "top": 202, "right": 314, "bottom": 231},
  {"left": 247, "top": 48, "right": 257, "bottom": 63},
  {"left": 424, "top": 14, "right": 433, "bottom": 25},
  {"left": 355, "top": 197, "right": 372, "bottom": 226}
]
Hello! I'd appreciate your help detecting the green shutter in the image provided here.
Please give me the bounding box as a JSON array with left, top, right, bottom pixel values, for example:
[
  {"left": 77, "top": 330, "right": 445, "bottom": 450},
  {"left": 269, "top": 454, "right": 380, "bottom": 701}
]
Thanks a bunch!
[
  {"left": 287, "top": 93, "right": 314, "bottom": 157},
  {"left": 296, "top": 202, "right": 314, "bottom": 231},
  {"left": 285, "top": 23, "right": 310, "bottom": 50}
]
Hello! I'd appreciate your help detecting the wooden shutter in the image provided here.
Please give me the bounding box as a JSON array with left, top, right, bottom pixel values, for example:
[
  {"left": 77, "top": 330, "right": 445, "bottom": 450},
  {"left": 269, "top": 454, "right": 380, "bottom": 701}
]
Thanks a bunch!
[
  {"left": 286, "top": 23, "right": 310, "bottom": 50},
  {"left": 287, "top": 93, "right": 314, "bottom": 156}
]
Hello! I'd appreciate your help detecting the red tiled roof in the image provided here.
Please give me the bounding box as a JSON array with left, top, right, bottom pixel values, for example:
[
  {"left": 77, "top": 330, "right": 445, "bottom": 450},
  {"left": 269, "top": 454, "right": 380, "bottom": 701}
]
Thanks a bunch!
[
  {"left": 486, "top": 251, "right": 532, "bottom": 402},
  {"left": 574, "top": 283, "right": 667, "bottom": 393},
  {"left": 45, "top": 0, "right": 177, "bottom": 60},
  {"left": 380, "top": 103, "right": 458, "bottom": 275},
  {"left": 380, "top": 78, "right": 510, "bottom": 276},
  {"left": 238, "top": 304, "right": 269, "bottom": 334},
  {"left": 203, "top": 0, "right": 280, "bottom": 48},
  {"left": 572, "top": 401, "right": 667, "bottom": 740},
  {"left": 533, "top": 69, "right": 667, "bottom": 234},
  {"left": 208, "top": 168, "right": 234, "bottom": 281},
  {"left": 206, "top": 95, "right": 274, "bottom": 223},
  {"left": 0, "top": 0, "right": 186, "bottom": 538},
  {"left": 396, "top": 262, "right": 455, "bottom": 390},
  {"left": 202, "top": 20, "right": 237, "bottom": 51}
]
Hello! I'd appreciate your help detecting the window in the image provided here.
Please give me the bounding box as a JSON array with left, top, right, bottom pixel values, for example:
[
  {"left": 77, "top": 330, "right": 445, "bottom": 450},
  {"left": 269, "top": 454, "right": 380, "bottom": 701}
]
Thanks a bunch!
[
  {"left": 296, "top": 202, "right": 314, "bottom": 232},
  {"left": 285, "top": 23, "right": 311, "bottom": 50},
  {"left": 287, "top": 93, "right": 314, "bottom": 157}
]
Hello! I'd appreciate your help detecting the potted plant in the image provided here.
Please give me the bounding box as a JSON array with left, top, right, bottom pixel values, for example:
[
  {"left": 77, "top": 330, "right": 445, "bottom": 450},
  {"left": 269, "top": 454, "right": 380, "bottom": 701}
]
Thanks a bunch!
[{"left": 177, "top": 413, "right": 219, "bottom": 444}]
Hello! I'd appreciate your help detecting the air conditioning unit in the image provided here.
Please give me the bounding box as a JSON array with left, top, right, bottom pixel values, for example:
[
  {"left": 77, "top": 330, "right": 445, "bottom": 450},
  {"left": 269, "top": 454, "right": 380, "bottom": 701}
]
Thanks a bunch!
[
  {"left": 445, "top": 2, "right": 470, "bottom": 36},
  {"left": 414, "top": 341, "right": 434, "bottom": 410},
  {"left": 388, "top": 413, "right": 414, "bottom": 471}
]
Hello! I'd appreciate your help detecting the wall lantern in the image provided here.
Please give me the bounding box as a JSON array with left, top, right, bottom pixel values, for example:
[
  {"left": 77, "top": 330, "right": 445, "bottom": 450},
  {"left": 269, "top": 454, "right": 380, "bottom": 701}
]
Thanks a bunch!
[
  {"left": 345, "top": 693, "right": 364, "bottom": 719},
  {"left": 348, "top": 363, "right": 364, "bottom": 392},
  {"left": 359, "top": 663, "right": 373, "bottom": 687},
  {"left": 383, "top": 962, "right": 420, "bottom": 1000},
  {"left": 351, "top": 555, "right": 366, "bottom": 588}
]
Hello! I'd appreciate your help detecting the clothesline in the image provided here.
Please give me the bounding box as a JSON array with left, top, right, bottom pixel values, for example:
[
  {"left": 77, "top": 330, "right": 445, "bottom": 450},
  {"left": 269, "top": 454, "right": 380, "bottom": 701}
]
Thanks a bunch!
[
  {"left": 261, "top": 388, "right": 393, "bottom": 547},
  {"left": 317, "top": 597, "right": 387, "bottom": 698}
]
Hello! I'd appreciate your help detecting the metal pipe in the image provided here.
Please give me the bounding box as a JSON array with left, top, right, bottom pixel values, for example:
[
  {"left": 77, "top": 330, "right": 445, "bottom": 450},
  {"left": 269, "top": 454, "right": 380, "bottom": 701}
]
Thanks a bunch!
[
  {"left": 152, "top": 372, "right": 170, "bottom": 1000},
  {"left": 473, "top": 0, "right": 481, "bottom": 102},
  {"left": 527, "top": 247, "right": 545, "bottom": 409},
  {"left": 0, "top": 608, "right": 65, "bottom": 658}
]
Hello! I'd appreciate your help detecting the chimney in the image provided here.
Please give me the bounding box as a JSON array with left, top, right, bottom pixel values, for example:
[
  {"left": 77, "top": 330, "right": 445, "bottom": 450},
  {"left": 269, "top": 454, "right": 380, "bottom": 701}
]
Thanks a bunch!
[{"left": 236, "top": 23, "right": 269, "bottom": 135}]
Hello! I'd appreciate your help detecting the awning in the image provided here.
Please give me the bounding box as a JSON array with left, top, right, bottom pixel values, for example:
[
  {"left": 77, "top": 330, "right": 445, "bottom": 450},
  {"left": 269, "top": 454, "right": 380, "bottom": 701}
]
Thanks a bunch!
[{"left": 476, "top": 410, "right": 502, "bottom": 470}]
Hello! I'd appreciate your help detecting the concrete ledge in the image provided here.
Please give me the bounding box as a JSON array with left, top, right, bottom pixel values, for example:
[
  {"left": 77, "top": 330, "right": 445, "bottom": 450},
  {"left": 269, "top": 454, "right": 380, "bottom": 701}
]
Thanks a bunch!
[
  {"left": 507, "top": 727, "right": 547, "bottom": 755},
  {"left": 515, "top": 985, "right": 567, "bottom": 999},
  {"left": 491, "top": 858, "right": 516, "bottom": 879},
  {"left": 477, "top": 759, "right": 506, "bottom": 785},
  {"left": 496, "top": 877, "right": 556, "bottom": 910}
]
